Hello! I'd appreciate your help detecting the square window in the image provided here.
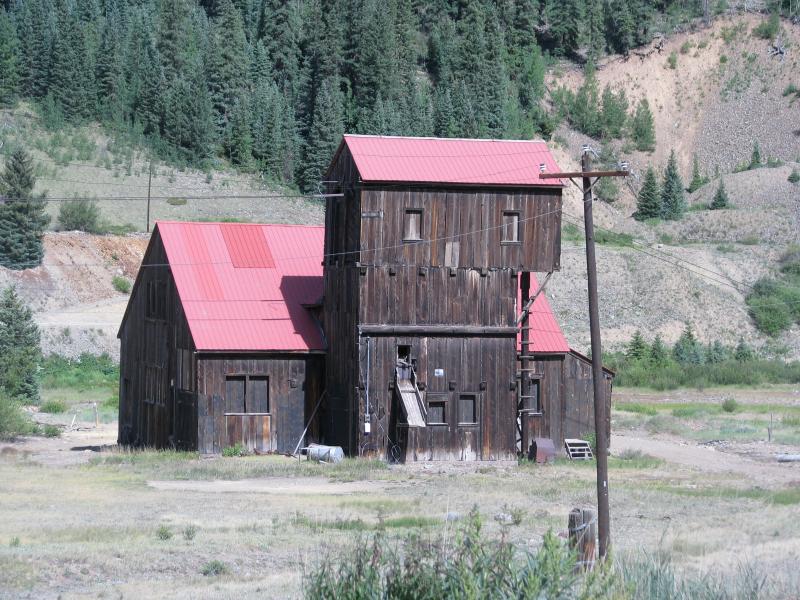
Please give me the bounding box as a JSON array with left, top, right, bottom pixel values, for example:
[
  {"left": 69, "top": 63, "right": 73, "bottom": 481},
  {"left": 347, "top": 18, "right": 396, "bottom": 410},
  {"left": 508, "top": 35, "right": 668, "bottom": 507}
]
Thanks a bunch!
[
  {"left": 427, "top": 398, "right": 447, "bottom": 425},
  {"left": 404, "top": 209, "right": 422, "bottom": 241},
  {"left": 502, "top": 211, "right": 520, "bottom": 243},
  {"left": 458, "top": 394, "right": 477, "bottom": 425}
]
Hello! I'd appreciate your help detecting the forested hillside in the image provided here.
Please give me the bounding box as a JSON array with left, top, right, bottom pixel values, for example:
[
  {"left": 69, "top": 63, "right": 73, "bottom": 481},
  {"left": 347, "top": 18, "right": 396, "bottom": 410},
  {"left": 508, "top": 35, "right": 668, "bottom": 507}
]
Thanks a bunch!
[{"left": 0, "top": 0, "right": 764, "bottom": 191}]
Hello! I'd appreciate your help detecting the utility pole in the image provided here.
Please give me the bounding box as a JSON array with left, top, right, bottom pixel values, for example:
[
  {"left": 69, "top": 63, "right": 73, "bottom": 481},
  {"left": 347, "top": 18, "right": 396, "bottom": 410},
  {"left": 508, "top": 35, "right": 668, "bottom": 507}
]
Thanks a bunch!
[
  {"left": 540, "top": 148, "right": 628, "bottom": 560},
  {"left": 146, "top": 161, "right": 153, "bottom": 233}
]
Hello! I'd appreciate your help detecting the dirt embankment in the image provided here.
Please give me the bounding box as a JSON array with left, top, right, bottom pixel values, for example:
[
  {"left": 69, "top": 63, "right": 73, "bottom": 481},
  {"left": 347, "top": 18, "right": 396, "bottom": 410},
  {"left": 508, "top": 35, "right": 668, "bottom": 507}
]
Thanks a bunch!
[{"left": 0, "top": 232, "right": 148, "bottom": 358}]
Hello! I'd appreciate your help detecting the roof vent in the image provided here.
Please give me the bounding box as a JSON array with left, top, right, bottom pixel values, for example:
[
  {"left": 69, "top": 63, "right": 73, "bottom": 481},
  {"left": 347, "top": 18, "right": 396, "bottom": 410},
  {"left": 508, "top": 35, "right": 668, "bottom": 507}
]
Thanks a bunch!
[{"left": 539, "top": 163, "right": 546, "bottom": 173}]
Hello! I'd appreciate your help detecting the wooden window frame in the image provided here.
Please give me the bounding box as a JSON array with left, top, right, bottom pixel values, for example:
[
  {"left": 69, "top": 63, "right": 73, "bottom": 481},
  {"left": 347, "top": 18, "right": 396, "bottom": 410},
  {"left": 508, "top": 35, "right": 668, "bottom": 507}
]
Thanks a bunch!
[
  {"left": 224, "top": 374, "right": 270, "bottom": 415},
  {"left": 524, "top": 376, "right": 542, "bottom": 415},
  {"left": 457, "top": 393, "right": 479, "bottom": 427},
  {"left": 146, "top": 279, "right": 167, "bottom": 320},
  {"left": 501, "top": 211, "right": 521, "bottom": 244},
  {"left": 403, "top": 208, "right": 423, "bottom": 242},
  {"left": 144, "top": 362, "right": 166, "bottom": 406},
  {"left": 426, "top": 393, "right": 448, "bottom": 426}
]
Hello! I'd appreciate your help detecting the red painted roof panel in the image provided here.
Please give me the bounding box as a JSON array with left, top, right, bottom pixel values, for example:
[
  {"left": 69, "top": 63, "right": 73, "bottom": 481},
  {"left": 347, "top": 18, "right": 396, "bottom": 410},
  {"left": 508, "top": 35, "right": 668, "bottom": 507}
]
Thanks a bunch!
[
  {"left": 517, "top": 273, "right": 570, "bottom": 353},
  {"left": 156, "top": 221, "right": 324, "bottom": 352},
  {"left": 342, "top": 135, "right": 565, "bottom": 187}
]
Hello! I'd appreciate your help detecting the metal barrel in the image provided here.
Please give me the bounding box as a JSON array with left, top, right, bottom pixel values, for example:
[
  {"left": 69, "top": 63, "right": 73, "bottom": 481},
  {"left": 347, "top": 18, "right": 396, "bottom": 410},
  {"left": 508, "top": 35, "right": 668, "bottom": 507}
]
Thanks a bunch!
[{"left": 306, "top": 444, "right": 344, "bottom": 464}]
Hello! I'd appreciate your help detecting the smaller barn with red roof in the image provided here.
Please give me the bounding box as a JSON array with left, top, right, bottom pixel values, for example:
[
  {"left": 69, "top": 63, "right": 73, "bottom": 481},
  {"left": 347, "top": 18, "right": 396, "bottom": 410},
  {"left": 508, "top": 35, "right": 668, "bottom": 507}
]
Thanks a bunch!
[{"left": 117, "top": 222, "right": 325, "bottom": 454}]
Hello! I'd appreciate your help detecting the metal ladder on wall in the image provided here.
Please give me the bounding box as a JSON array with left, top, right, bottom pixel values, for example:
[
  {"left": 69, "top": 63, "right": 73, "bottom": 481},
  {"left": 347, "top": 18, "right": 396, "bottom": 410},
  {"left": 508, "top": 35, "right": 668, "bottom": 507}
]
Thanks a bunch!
[{"left": 514, "top": 272, "right": 553, "bottom": 452}]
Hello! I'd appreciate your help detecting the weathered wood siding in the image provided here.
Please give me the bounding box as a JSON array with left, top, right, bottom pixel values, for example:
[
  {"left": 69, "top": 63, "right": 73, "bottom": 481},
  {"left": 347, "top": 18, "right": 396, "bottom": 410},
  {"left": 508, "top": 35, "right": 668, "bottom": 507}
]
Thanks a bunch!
[
  {"left": 322, "top": 147, "right": 565, "bottom": 460},
  {"left": 357, "top": 335, "right": 517, "bottom": 461},
  {"left": 323, "top": 147, "right": 362, "bottom": 453},
  {"left": 520, "top": 353, "right": 613, "bottom": 454},
  {"left": 359, "top": 187, "right": 561, "bottom": 272},
  {"left": 118, "top": 231, "right": 195, "bottom": 449},
  {"left": 195, "top": 354, "right": 324, "bottom": 455}
]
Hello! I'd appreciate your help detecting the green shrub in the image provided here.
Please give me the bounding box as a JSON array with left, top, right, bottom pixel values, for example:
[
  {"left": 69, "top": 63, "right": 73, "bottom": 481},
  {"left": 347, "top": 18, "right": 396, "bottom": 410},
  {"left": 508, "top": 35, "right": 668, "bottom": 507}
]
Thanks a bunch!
[
  {"left": 719, "top": 54, "right": 728, "bottom": 64},
  {"left": 43, "top": 424, "right": 60, "bottom": 437},
  {"left": 166, "top": 197, "right": 187, "bottom": 206},
  {"left": 595, "top": 229, "right": 633, "bottom": 247},
  {"left": 616, "top": 402, "right": 657, "bottom": 416},
  {"left": 721, "top": 398, "right": 739, "bottom": 413},
  {"left": 102, "top": 395, "right": 119, "bottom": 410},
  {"left": 183, "top": 525, "right": 197, "bottom": 541},
  {"left": 562, "top": 222, "right": 583, "bottom": 242},
  {"left": 201, "top": 560, "right": 229, "bottom": 576},
  {"left": 40, "top": 353, "right": 118, "bottom": 391},
  {"left": 303, "top": 509, "right": 617, "bottom": 599},
  {"left": 766, "top": 157, "right": 783, "bottom": 168},
  {"left": 112, "top": 275, "right": 131, "bottom": 294},
  {"left": 58, "top": 198, "right": 101, "bottom": 233},
  {"left": 0, "top": 389, "right": 35, "bottom": 440},
  {"left": 746, "top": 278, "right": 800, "bottom": 336},
  {"left": 752, "top": 13, "right": 780, "bottom": 40},
  {"left": 9, "top": 537, "right": 20, "bottom": 547},
  {"left": 667, "top": 51, "right": 678, "bottom": 69},
  {"left": 39, "top": 399, "right": 67, "bottom": 413},
  {"left": 222, "top": 442, "right": 248, "bottom": 457},
  {"left": 789, "top": 169, "right": 800, "bottom": 184},
  {"left": 156, "top": 525, "right": 173, "bottom": 540},
  {"left": 680, "top": 41, "right": 693, "bottom": 54},
  {"left": 784, "top": 84, "right": 799, "bottom": 97}
]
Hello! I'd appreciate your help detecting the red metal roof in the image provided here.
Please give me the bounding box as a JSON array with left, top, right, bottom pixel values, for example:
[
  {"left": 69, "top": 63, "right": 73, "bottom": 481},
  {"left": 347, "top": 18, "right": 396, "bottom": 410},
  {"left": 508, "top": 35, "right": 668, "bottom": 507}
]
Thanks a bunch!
[
  {"left": 156, "top": 221, "right": 325, "bottom": 352},
  {"left": 340, "top": 135, "right": 565, "bottom": 187},
  {"left": 517, "top": 273, "right": 570, "bottom": 353}
]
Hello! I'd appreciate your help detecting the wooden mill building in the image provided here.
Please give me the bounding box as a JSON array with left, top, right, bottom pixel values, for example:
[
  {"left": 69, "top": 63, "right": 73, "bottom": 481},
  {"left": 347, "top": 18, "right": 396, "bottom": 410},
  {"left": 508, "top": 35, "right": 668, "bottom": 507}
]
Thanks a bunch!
[
  {"left": 119, "top": 135, "right": 612, "bottom": 459},
  {"left": 322, "top": 135, "right": 610, "bottom": 461},
  {"left": 117, "top": 222, "right": 325, "bottom": 454}
]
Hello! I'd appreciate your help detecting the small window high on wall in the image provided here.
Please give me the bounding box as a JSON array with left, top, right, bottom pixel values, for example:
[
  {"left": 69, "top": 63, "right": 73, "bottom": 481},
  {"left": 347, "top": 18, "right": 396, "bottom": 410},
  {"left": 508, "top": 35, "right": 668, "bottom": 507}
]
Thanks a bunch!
[
  {"left": 403, "top": 209, "right": 422, "bottom": 241},
  {"left": 502, "top": 211, "right": 520, "bottom": 243}
]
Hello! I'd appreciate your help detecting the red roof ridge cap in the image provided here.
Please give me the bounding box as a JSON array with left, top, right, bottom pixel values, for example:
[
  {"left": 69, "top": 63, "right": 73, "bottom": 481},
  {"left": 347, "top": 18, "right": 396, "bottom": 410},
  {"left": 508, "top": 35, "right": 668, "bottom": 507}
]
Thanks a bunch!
[{"left": 343, "top": 134, "right": 549, "bottom": 144}]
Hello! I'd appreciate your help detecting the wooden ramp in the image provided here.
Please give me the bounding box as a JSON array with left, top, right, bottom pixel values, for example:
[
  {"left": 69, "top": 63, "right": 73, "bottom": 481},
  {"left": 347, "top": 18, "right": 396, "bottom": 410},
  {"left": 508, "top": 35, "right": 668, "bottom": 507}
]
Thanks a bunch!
[
  {"left": 565, "top": 438, "right": 594, "bottom": 460},
  {"left": 396, "top": 378, "right": 427, "bottom": 427}
]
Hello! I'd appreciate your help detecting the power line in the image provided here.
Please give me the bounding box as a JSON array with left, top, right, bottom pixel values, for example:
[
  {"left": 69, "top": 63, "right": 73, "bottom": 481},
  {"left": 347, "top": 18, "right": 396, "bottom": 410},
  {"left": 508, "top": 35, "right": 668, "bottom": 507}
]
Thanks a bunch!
[{"left": 0, "top": 192, "right": 333, "bottom": 203}]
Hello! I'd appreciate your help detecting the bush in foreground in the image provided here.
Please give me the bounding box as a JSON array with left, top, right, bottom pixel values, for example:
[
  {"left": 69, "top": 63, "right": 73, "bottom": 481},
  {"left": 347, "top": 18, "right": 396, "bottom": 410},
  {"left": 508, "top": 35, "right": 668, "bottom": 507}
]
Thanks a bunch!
[
  {"left": 0, "top": 387, "right": 35, "bottom": 440},
  {"left": 304, "top": 509, "right": 617, "bottom": 599}
]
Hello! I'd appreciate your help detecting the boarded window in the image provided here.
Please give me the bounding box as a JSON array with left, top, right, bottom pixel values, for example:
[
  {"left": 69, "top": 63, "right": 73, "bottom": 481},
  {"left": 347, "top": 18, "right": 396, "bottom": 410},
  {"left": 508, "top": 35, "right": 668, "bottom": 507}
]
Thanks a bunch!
[
  {"left": 403, "top": 209, "right": 422, "bottom": 241},
  {"left": 502, "top": 211, "right": 520, "bottom": 242},
  {"left": 225, "top": 375, "right": 269, "bottom": 414},
  {"left": 144, "top": 364, "right": 165, "bottom": 405},
  {"left": 146, "top": 280, "right": 167, "bottom": 319},
  {"left": 458, "top": 394, "right": 477, "bottom": 425},
  {"left": 426, "top": 395, "right": 447, "bottom": 425}
]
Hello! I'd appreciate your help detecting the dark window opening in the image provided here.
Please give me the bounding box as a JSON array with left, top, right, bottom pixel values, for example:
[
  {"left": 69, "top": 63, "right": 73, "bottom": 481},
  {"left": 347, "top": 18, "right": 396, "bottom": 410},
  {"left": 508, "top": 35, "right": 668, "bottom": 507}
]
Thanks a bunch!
[
  {"left": 502, "top": 211, "right": 520, "bottom": 243},
  {"left": 146, "top": 280, "right": 167, "bottom": 319},
  {"left": 225, "top": 375, "right": 270, "bottom": 414},
  {"left": 458, "top": 394, "right": 477, "bottom": 425},
  {"left": 397, "top": 345, "right": 411, "bottom": 362},
  {"left": 525, "top": 378, "right": 541, "bottom": 413},
  {"left": 427, "top": 400, "right": 447, "bottom": 425},
  {"left": 403, "top": 209, "right": 422, "bottom": 241}
]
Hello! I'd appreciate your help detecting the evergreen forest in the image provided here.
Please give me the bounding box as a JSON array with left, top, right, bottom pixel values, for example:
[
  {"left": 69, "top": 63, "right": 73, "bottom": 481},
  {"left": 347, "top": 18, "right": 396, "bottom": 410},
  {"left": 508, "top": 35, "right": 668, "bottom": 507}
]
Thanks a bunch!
[{"left": 0, "top": 0, "right": 758, "bottom": 191}]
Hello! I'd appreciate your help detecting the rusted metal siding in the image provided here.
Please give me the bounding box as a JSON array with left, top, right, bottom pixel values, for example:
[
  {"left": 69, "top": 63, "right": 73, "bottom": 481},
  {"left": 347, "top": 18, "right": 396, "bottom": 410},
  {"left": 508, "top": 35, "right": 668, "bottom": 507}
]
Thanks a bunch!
[{"left": 195, "top": 354, "right": 325, "bottom": 454}]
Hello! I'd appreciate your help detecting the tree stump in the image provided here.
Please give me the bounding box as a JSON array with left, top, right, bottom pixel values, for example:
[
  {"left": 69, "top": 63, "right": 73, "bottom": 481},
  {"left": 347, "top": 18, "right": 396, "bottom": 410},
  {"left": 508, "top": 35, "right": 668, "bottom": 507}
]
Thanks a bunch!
[{"left": 568, "top": 507, "right": 596, "bottom": 571}]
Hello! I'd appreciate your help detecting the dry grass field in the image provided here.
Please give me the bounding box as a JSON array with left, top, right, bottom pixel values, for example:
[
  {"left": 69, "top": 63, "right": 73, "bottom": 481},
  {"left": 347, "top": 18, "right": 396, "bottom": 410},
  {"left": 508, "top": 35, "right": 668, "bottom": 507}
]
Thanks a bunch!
[{"left": 1, "top": 386, "right": 799, "bottom": 599}]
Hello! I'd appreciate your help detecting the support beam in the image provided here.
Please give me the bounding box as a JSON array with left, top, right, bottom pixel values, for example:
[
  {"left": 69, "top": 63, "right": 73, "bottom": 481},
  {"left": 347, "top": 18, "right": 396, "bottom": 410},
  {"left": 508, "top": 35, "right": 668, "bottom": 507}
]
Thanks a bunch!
[{"left": 359, "top": 325, "right": 517, "bottom": 337}]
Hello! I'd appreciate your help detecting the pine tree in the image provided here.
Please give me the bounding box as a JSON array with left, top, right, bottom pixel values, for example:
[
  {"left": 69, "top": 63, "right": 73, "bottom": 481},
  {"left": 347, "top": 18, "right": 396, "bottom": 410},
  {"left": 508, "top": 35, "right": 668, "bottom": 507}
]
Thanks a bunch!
[
  {"left": 569, "top": 63, "right": 601, "bottom": 137},
  {"left": 0, "top": 286, "right": 42, "bottom": 403},
  {"left": 224, "top": 94, "right": 253, "bottom": 166},
  {"left": 0, "top": 150, "right": 50, "bottom": 270},
  {"left": 635, "top": 165, "right": 661, "bottom": 221},
  {"left": 631, "top": 98, "right": 655, "bottom": 151},
  {"left": 661, "top": 150, "right": 686, "bottom": 220},
  {"left": 258, "top": 0, "right": 302, "bottom": 97},
  {"left": 705, "top": 340, "right": 726, "bottom": 363},
  {"left": 734, "top": 337, "right": 754, "bottom": 362},
  {"left": 626, "top": 330, "right": 649, "bottom": 361},
  {"left": 605, "top": 0, "right": 635, "bottom": 55},
  {"left": 709, "top": 180, "right": 729, "bottom": 210},
  {"left": 162, "top": 69, "right": 214, "bottom": 162},
  {"left": 649, "top": 334, "right": 668, "bottom": 366},
  {"left": 585, "top": 0, "right": 605, "bottom": 61},
  {"left": 300, "top": 76, "right": 343, "bottom": 191},
  {"left": 0, "top": 9, "right": 20, "bottom": 106},
  {"left": 126, "top": 20, "right": 165, "bottom": 136},
  {"left": 95, "top": 21, "right": 125, "bottom": 120},
  {"left": 749, "top": 141, "right": 761, "bottom": 169},
  {"left": 600, "top": 85, "right": 627, "bottom": 139},
  {"left": 673, "top": 323, "right": 704, "bottom": 365},
  {"left": 50, "top": 0, "right": 92, "bottom": 121},
  {"left": 687, "top": 154, "right": 707, "bottom": 192},
  {"left": 433, "top": 85, "right": 457, "bottom": 138},
  {"left": 207, "top": 0, "right": 249, "bottom": 135},
  {"left": 16, "top": 0, "right": 54, "bottom": 98},
  {"left": 545, "top": 0, "right": 584, "bottom": 56}
]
